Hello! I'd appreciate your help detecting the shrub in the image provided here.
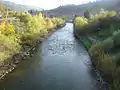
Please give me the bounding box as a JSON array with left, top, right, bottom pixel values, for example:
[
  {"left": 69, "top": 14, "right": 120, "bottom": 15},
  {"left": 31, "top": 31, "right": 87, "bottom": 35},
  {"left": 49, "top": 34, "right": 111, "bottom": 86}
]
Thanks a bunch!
[
  {"left": 112, "top": 30, "right": 120, "bottom": 46},
  {"left": 0, "top": 21, "right": 15, "bottom": 35},
  {"left": 90, "top": 43, "right": 116, "bottom": 74},
  {"left": 45, "top": 19, "right": 55, "bottom": 30},
  {"left": 0, "top": 34, "right": 21, "bottom": 63},
  {"left": 99, "top": 54, "right": 116, "bottom": 75},
  {"left": 18, "top": 14, "right": 33, "bottom": 23},
  {"left": 21, "top": 33, "right": 39, "bottom": 46},
  {"left": 101, "top": 38, "right": 114, "bottom": 52},
  {"left": 74, "top": 17, "right": 88, "bottom": 33},
  {"left": 90, "top": 44, "right": 104, "bottom": 64},
  {"left": 52, "top": 18, "right": 65, "bottom": 27},
  {"left": 0, "top": 21, "right": 21, "bottom": 63}
]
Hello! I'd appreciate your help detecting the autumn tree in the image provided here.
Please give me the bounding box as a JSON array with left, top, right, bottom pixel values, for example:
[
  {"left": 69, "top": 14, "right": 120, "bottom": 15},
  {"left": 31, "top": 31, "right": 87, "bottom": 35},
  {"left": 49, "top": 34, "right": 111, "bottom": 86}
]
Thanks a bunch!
[{"left": 0, "top": 4, "right": 6, "bottom": 18}]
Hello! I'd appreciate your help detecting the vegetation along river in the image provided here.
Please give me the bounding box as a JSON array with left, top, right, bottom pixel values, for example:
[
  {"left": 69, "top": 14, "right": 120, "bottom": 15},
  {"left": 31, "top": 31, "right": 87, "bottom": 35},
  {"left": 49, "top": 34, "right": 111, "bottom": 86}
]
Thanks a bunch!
[{"left": 0, "top": 23, "right": 103, "bottom": 90}]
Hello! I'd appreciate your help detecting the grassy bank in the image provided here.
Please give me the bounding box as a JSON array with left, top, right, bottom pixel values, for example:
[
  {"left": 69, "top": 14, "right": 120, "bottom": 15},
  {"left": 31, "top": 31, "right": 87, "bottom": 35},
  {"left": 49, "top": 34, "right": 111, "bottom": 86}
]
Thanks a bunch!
[
  {"left": 0, "top": 4, "right": 65, "bottom": 79},
  {"left": 74, "top": 10, "right": 120, "bottom": 90}
]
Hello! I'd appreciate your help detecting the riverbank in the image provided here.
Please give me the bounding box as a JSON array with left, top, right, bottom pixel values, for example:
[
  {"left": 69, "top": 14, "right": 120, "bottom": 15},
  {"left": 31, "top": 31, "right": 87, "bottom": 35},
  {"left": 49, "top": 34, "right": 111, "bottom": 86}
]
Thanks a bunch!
[
  {"left": 0, "top": 23, "right": 66, "bottom": 80},
  {"left": 73, "top": 10, "right": 120, "bottom": 90},
  {"left": 73, "top": 29, "right": 107, "bottom": 89}
]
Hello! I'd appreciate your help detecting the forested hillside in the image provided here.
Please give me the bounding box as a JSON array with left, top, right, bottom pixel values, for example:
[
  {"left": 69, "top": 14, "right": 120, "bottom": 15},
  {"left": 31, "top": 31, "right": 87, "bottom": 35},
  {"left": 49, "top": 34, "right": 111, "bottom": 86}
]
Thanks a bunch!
[{"left": 43, "top": 0, "right": 120, "bottom": 19}]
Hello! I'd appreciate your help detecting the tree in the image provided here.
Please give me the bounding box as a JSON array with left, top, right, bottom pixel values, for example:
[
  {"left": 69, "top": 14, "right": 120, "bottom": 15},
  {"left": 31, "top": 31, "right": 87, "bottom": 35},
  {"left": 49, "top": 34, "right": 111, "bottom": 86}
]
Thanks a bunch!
[
  {"left": 84, "top": 10, "right": 90, "bottom": 19},
  {"left": 0, "top": 4, "right": 6, "bottom": 18}
]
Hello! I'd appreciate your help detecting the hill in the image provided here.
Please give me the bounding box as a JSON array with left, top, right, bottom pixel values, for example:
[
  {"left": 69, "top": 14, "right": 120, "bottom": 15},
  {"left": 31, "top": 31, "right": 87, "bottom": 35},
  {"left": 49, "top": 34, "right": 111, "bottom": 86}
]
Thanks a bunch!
[
  {"left": 43, "top": 0, "right": 119, "bottom": 19},
  {"left": 0, "top": 1, "right": 43, "bottom": 12}
]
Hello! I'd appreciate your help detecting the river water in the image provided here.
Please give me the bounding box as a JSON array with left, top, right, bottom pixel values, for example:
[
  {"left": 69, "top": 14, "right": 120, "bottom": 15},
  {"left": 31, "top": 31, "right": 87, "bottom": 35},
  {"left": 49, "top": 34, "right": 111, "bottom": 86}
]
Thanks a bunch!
[{"left": 0, "top": 23, "right": 102, "bottom": 90}]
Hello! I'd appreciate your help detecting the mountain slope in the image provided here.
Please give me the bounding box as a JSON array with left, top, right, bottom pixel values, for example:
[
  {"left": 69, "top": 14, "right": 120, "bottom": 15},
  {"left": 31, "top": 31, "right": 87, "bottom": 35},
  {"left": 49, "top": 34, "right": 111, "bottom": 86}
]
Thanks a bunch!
[
  {"left": 43, "top": 0, "right": 119, "bottom": 19},
  {"left": 0, "top": 1, "right": 43, "bottom": 12}
]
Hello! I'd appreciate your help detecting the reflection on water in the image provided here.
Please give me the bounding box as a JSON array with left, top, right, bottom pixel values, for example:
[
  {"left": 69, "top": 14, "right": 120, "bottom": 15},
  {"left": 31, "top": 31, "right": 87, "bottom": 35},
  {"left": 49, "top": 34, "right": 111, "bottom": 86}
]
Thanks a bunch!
[{"left": 0, "top": 23, "right": 101, "bottom": 90}]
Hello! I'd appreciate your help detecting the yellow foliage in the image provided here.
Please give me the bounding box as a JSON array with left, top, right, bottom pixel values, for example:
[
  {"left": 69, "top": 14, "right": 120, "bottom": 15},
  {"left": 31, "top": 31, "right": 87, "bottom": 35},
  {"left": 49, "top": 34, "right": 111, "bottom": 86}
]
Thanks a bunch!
[
  {"left": 52, "top": 18, "right": 65, "bottom": 27},
  {"left": 0, "top": 52, "right": 9, "bottom": 62},
  {"left": 90, "top": 10, "right": 116, "bottom": 22},
  {"left": 21, "top": 33, "right": 39, "bottom": 46},
  {"left": 74, "top": 10, "right": 117, "bottom": 34},
  {"left": 0, "top": 34, "right": 21, "bottom": 62},
  {"left": 0, "top": 10, "right": 65, "bottom": 64},
  {"left": 45, "top": 19, "right": 55, "bottom": 30},
  {"left": 0, "top": 21, "right": 15, "bottom": 35},
  {"left": 74, "top": 17, "right": 88, "bottom": 32}
]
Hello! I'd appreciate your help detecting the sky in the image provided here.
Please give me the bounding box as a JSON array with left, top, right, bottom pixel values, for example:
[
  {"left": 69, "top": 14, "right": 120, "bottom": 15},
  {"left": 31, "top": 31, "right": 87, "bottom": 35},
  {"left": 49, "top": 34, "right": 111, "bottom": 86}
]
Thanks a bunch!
[{"left": 4, "top": 0, "right": 96, "bottom": 9}]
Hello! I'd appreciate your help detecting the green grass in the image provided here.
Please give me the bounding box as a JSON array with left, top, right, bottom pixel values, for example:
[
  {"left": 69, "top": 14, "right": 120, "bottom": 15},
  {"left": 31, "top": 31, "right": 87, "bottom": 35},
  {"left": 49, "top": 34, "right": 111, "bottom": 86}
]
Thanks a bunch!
[{"left": 79, "top": 36, "right": 93, "bottom": 49}]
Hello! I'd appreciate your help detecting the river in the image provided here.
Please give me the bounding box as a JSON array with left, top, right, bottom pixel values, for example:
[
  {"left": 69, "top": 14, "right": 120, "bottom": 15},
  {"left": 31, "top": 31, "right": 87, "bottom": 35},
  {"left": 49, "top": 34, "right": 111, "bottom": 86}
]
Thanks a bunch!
[{"left": 0, "top": 23, "right": 102, "bottom": 90}]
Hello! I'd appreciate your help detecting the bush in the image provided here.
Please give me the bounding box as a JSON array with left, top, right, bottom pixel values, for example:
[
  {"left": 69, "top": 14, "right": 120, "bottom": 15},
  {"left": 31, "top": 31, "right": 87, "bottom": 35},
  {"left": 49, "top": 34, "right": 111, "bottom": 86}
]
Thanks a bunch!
[
  {"left": 17, "top": 14, "right": 32, "bottom": 23},
  {"left": 99, "top": 54, "right": 116, "bottom": 75},
  {"left": 0, "top": 21, "right": 15, "bottom": 35},
  {"left": 112, "top": 30, "right": 120, "bottom": 46},
  {"left": 52, "top": 18, "right": 65, "bottom": 27},
  {"left": 74, "top": 17, "right": 88, "bottom": 33},
  {"left": 90, "top": 43, "right": 103, "bottom": 55},
  {"left": 21, "top": 33, "right": 39, "bottom": 46},
  {"left": 21, "top": 30, "right": 48, "bottom": 47},
  {"left": 101, "top": 38, "right": 114, "bottom": 52},
  {"left": 45, "top": 19, "right": 55, "bottom": 30},
  {"left": 90, "top": 43, "right": 116, "bottom": 74},
  {"left": 0, "top": 34, "right": 21, "bottom": 63}
]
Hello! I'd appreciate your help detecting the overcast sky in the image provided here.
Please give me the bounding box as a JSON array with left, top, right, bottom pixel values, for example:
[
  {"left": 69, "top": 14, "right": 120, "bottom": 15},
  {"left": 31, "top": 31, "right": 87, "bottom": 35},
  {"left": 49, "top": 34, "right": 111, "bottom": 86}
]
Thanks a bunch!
[{"left": 5, "top": 0, "right": 96, "bottom": 9}]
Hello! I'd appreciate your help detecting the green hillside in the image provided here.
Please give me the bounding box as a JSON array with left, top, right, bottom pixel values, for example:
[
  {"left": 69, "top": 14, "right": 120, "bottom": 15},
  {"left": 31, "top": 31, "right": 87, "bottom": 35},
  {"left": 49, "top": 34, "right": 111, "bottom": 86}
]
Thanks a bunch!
[{"left": 43, "top": 0, "right": 120, "bottom": 19}]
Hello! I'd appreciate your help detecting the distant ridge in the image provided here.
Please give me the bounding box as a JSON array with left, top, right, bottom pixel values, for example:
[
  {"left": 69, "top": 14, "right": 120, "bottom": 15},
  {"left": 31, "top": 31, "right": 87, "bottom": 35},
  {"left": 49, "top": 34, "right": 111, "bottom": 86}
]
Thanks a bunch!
[
  {"left": 43, "top": 0, "right": 119, "bottom": 19},
  {"left": 0, "top": 0, "right": 43, "bottom": 12}
]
